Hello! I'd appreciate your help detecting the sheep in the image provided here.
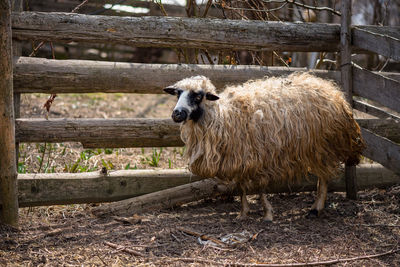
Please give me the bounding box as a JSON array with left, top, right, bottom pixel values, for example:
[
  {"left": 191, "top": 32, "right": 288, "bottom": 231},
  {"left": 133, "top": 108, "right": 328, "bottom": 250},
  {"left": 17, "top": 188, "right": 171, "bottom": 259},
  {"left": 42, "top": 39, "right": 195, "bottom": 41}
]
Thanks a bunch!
[{"left": 163, "top": 73, "right": 365, "bottom": 221}]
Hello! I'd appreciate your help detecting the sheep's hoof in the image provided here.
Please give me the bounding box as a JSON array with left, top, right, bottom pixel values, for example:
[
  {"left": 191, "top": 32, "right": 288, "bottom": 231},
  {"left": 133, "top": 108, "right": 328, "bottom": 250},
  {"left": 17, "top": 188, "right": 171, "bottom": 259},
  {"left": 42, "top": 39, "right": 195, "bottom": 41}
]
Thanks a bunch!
[
  {"left": 262, "top": 214, "right": 273, "bottom": 223},
  {"left": 262, "top": 218, "right": 273, "bottom": 223},
  {"left": 306, "top": 209, "right": 319, "bottom": 219}
]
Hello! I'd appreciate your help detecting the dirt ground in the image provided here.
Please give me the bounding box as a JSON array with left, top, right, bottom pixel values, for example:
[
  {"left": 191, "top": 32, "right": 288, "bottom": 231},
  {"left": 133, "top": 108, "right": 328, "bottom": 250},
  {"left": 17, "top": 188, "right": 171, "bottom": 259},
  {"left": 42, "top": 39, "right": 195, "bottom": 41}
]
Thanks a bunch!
[
  {"left": 1, "top": 93, "right": 399, "bottom": 266},
  {"left": 1, "top": 188, "right": 400, "bottom": 266}
]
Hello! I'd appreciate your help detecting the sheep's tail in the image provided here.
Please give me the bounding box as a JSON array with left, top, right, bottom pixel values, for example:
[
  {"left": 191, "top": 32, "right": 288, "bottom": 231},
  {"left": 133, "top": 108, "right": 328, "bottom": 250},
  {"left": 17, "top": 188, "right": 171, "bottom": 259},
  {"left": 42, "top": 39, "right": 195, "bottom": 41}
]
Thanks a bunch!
[
  {"left": 344, "top": 115, "right": 366, "bottom": 166},
  {"left": 345, "top": 141, "right": 365, "bottom": 166}
]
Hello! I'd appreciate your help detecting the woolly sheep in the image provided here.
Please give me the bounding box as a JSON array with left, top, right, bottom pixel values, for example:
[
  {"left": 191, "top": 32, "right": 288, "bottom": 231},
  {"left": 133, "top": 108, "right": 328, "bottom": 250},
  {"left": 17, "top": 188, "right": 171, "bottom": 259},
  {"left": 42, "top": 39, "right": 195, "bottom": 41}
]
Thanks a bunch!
[{"left": 163, "top": 73, "right": 365, "bottom": 221}]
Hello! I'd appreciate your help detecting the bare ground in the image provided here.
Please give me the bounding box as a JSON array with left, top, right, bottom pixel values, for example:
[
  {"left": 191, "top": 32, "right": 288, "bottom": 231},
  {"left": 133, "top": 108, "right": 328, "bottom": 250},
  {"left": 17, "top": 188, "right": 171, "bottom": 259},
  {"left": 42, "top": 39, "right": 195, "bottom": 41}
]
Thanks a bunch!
[
  {"left": 1, "top": 188, "right": 400, "bottom": 266},
  {"left": 1, "top": 93, "right": 399, "bottom": 266}
]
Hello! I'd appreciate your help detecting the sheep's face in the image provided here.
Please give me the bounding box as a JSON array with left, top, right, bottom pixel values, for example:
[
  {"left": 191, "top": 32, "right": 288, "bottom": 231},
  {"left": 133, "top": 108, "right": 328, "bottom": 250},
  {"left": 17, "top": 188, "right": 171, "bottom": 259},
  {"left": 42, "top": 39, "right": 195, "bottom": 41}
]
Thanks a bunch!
[{"left": 163, "top": 76, "right": 219, "bottom": 123}]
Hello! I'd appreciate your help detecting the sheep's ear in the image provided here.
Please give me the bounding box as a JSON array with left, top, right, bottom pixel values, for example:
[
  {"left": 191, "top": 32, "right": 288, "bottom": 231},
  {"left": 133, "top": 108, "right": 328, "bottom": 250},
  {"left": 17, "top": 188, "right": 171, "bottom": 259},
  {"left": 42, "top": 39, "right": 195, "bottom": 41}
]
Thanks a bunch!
[
  {"left": 206, "top": 92, "right": 219, "bottom": 101},
  {"left": 163, "top": 87, "right": 177, "bottom": 95}
]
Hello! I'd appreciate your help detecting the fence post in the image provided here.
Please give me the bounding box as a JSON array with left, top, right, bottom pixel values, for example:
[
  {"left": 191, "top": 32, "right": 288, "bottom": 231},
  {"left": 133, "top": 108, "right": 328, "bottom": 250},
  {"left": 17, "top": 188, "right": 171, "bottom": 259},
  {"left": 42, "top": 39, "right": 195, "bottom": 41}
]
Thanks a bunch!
[
  {"left": 13, "top": 0, "right": 22, "bottom": 166},
  {"left": 0, "top": 0, "right": 19, "bottom": 227},
  {"left": 340, "top": 0, "right": 357, "bottom": 200}
]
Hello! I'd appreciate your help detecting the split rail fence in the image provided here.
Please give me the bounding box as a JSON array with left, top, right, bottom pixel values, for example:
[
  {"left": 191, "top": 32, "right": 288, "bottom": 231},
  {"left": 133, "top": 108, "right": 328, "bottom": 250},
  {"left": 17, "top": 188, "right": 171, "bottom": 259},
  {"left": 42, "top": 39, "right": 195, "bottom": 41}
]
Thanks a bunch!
[{"left": 0, "top": 0, "right": 399, "bottom": 226}]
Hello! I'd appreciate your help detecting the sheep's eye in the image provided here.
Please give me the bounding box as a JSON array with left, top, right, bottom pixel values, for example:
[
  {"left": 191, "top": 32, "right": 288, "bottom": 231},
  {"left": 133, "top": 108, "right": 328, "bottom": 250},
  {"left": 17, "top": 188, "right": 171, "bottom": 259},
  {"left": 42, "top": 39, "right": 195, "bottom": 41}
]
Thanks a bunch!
[{"left": 195, "top": 95, "right": 202, "bottom": 102}]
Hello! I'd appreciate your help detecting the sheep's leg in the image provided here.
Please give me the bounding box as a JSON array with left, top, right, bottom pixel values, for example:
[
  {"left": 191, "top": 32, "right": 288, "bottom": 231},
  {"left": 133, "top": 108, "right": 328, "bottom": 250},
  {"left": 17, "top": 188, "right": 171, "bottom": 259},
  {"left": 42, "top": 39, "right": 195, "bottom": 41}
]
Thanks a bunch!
[
  {"left": 260, "top": 193, "right": 273, "bottom": 222},
  {"left": 237, "top": 190, "right": 250, "bottom": 219},
  {"left": 308, "top": 177, "right": 328, "bottom": 217}
]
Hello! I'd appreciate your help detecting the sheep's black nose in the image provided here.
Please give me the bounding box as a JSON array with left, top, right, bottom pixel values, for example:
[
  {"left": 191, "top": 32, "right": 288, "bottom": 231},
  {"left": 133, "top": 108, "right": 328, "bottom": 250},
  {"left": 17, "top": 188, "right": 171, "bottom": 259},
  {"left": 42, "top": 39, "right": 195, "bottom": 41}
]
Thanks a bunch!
[{"left": 172, "top": 109, "right": 188, "bottom": 123}]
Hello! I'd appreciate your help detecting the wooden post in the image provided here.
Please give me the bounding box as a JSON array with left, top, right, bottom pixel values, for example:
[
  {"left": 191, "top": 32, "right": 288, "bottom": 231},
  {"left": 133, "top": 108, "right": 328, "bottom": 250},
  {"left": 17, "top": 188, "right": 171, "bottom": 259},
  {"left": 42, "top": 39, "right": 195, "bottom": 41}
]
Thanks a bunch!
[
  {"left": 340, "top": 0, "right": 357, "bottom": 200},
  {"left": 0, "top": 0, "right": 19, "bottom": 227},
  {"left": 13, "top": 0, "right": 22, "bottom": 167}
]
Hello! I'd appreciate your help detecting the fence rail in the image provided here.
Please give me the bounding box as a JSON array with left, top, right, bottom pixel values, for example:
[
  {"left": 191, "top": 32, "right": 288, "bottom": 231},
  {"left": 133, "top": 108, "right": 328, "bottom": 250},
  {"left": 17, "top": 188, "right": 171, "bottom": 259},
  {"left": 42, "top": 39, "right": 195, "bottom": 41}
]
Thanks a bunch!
[
  {"left": 353, "top": 66, "right": 400, "bottom": 114},
  {"left": 361, "top": 129, "right": 400, "bottom": 176},
  {"left": 11, "top": 12, "right": 341, "bottom": 52},
  {"left": 15, "top": 170, "right": 202, "bottom": 207},
  {"left": 14, "top": 57, "right": 336, "bottom": 94},
  {"left": 0, "top": 164, "right": 396, "bottom": 207},
  {"left": 352, "top": 26, "right": 400, "bottom": 61},
  {"left": 15, "top": 118, "right": 400, "bottom": 148},
  {"left": 13, "top": 57, "right": 400, "bottom": 94},
  {"left": 15, "top": 118, "right": 183, "bottom": 148},
  {"left": 354, "top": 100, "right": 400, "bottom": 121},
  {"left": 11, "top": 12, "right": 398, "bottom": 53}
]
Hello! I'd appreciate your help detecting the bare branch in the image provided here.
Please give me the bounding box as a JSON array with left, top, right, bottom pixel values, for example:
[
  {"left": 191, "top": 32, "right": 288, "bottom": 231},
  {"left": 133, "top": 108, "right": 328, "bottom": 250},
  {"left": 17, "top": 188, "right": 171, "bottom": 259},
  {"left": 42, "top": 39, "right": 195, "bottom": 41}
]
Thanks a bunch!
[
  {"left": 242, "top": 0, "right": 342, "bottom": 16},
  {"left": 71, "top": 0, "right": 89, "bottom": 13},
  {"left": 222, "top": 2, "right": 288, "bottom": 13},
  {"left": 202, "top": 0, "right": 213, "bottom": 17},
  {"left": 284, "top": 0, "right": 341, "bottom": 16}
]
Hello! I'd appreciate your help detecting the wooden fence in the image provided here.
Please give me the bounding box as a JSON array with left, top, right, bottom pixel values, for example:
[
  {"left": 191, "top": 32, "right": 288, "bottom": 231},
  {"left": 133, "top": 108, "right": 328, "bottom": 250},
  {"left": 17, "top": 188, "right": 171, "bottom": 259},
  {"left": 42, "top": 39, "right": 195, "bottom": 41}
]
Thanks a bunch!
[{"left": 0, "top": 0, "right": 399, "bottom": 226}]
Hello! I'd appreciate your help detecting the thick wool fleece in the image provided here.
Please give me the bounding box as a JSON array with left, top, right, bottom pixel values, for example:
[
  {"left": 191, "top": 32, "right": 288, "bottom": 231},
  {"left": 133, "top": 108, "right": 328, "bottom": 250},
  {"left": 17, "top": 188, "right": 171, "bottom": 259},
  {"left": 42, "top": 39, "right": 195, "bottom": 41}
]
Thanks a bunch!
[{"left": 179, "top": 73, "right": 365, "bottom": 190}]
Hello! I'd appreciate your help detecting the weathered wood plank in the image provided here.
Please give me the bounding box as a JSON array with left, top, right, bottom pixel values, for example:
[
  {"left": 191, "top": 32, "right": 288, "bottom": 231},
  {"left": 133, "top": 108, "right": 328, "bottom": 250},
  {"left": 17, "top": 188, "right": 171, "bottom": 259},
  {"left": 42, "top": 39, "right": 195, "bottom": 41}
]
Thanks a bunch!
[
  {"left": 11, "top": 12, "right": 342, "bottom": 52},
  {"left": 15, "top": 118, "right": 400, "bottom": 148},
  {"left": 92, "top": 164, "right": 399, "bottom": 216},
  {"left": 353, "top": 25, "right": 400, "bottom": 61},
  {"left": 92, "top": 178, "right": 224, "bottom": 217},
  {"left": 353, "top": 66, "right": 400, "bottom": 114},
  {"left": 13, "top": 57, "right": 341, "bottom": 94},
  {"left": 357, "top": 118, "right": 400, "bottom": 144},
  {"left": 340, "top": 0, "right": 356, "bottom": 199},
  {"left": 361, "top": 128, "right": 400, "bottom": 175},
  {"left": 0, "top": 0, "right": 19, "bottom": 227},
  {"left": 13, "top": 57, "right": 400, "bottom": 95},
  {"left": 0, "top": 164, "right": 396, "bottom": 208},
  {"left": 354, "top": 100, "right": 400, "bottom": 122},
  {"left": 16, "top": 169, "right": 203, "bottom": 207},
  {"left": 15, "top": 118, "right": 184, "bottom": 148}
]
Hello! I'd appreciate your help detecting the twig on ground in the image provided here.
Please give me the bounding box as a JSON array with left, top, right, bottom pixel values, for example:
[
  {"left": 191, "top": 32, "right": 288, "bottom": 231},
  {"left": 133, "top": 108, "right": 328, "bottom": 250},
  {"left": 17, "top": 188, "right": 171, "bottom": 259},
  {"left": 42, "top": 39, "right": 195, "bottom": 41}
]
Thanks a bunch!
[
  {"left": 171, "top": 233, "right": 181, "bottom": 243},
  {"left": 95, "top": 254, "right": 108, "bottom": 266},
  {"left": 112, "top": 215, "right": 143, "bottom": 225},
  {"left": 206, "top": 245, "right": 236, "bottom": 251},
  {"left": 251, "top": 229, "right": 265, "bottom": 241},
  {"left": 163, "top": 257, "right": 229, "bottom": 265},
  {"left": 43, "top": 227, "right": 72, "bottom": 238},
  {"left": 177, "top": 227, "right": 227, "bottom": 247},
  {"left": 43, "top": 228, "right": 64, "bottom": 237},
  {"left": 104, "top": 241, "right": 146, "bottom": 257},
  {"left": 162, "top": 248, "right": 400, "bottom": 266},
  {"left": 361, "top": 224, "right": 400, "bottom": 227}
]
